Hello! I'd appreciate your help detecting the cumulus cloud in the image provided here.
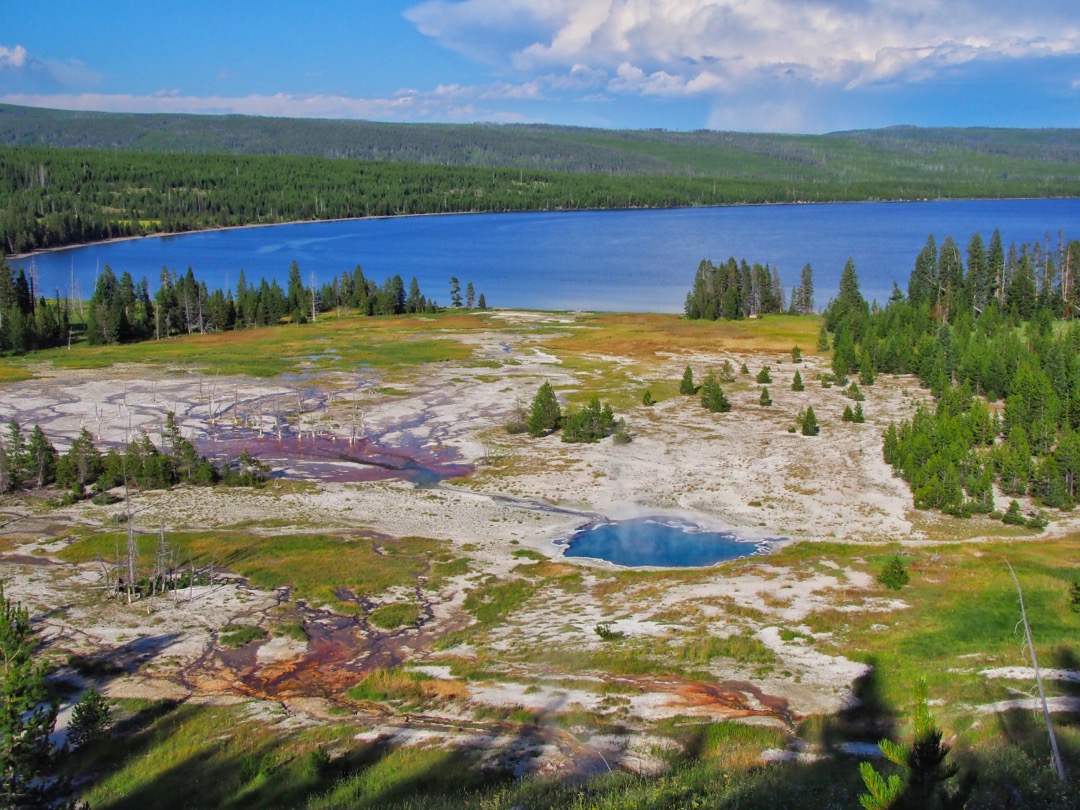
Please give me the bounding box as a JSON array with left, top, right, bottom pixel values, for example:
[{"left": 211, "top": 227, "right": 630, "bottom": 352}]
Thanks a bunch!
[
  {"left": 0, "top": 44, "right": 28, "bottom": 69},
  {"left": 404, "top": 0, "right": 1080, "bottom": 96}
]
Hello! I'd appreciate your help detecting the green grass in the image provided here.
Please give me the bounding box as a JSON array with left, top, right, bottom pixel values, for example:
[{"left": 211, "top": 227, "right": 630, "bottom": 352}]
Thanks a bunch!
[
  {"left": 57, "top": 531, "right": 451, "bottom": 614},
  {"left": 220, "top": 624, "right": 268, "bottom": 648},
  {"left": 369, "top": 602, "right": 420, "bottom": 630}
]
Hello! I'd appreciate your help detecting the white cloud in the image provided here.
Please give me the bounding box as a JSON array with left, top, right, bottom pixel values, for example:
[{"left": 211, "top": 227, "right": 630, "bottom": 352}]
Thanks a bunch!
[
  {"left": 0, "top": 90, "right": 520, "bottom": 124},
  {"left": 405, "top": 0, "right": 1080, "bottom": 98},
  {"left": 0, "top": 44, "right": 28, "bottom": 69}
]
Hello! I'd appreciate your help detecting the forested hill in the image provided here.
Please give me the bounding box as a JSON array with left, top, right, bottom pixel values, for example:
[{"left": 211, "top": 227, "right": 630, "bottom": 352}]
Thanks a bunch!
[
  {"left": 3, "top": 103, "right": 1079, "bottom": 256},
  {"left": 2, "top": 102, "right": 1079, "bottom": 179}
]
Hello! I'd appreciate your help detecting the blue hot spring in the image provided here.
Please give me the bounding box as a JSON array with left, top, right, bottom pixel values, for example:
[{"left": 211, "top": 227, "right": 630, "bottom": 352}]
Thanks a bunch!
[{"left": 561, "top": 518, "right": 778, "bottom": 568}]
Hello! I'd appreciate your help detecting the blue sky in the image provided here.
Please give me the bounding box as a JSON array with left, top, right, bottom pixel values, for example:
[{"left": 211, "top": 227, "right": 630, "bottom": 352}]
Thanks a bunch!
[{"left": 2, "top": 0, "right": 1078, "bottom": 133}]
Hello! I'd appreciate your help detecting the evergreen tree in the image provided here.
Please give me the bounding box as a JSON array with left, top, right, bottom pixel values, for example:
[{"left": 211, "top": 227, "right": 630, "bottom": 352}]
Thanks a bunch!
[
  {"left": 449, "top": 277, "right": 462, "bottom": 308},
  {"left": 755, "top": 366, "right": 772, "bottom": 384},
  {"left": 562, "top": 396, "right": 616, "bottom": 443},
  {"left": 465, "top": 282, "right": 475, "bottom": 310},
  {"left": 792, "top": 370, "right": 805, "bottom": 391},
  {"left": 679, "top": 366, "right": 696, "bottom": 395},
  {"left": 25, "top": 426, "right": 57, "bottom": 489},
  {"left": 477, "top": 293, "right": 487, "bottom": 310},
  {"left": 801, "top": 405, "right": 819, "bottom": 435},
  {"left": 0, "top": 581, "right": 59, "bottom": 808},
  {"left": 67, "top": 688, "right": 112, "bottom": 751},
  {"left": 700, "top": 374, "right": 731, "bottom": 413},
  {"left": 526, "top": 382, "right": 561, "bottom": 437},
  {"left": 797, "top": 263, "right": 814, "bottom": 314},
  {"left": 759, "top": 386, "right": 772, "bottom": 406},
  {"left": 817, "top": 322, "right": 830, "bottom": 351}
]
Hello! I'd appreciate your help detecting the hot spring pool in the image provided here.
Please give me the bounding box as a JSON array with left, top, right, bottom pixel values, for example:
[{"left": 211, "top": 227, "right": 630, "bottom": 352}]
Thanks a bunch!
[{"left": 561, "top": 517, "right": 778, "bottom": 568}]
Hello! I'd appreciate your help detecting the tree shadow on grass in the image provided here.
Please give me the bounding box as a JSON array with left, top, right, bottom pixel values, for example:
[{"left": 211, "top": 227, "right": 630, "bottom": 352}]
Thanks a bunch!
[{"left": 815, "top": 657, "right": 896, "bottom": 752}]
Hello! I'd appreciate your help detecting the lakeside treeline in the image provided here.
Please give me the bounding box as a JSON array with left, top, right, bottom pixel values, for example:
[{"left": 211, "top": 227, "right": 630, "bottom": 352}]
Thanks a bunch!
[
  {"left": 0, "top": 253, "right": 479, "bottom": 354},
  {"left": 3, "top": 126, "right": 1079, "bottom": 256}
]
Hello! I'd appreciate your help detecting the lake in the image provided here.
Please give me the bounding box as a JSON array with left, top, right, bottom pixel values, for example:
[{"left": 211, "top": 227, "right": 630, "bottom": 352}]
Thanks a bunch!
[
  {"left": 13, "top": 198, "right": 1080, "bottom": 313},
  {"left": 561, "top": 518, "right": 776, "bottom": 567}
]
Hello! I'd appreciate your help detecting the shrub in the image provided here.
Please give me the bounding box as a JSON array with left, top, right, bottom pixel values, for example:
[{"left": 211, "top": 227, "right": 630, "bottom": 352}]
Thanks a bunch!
[
  {"left": 845, "top": 381, "right": 865, "bottom": 401},
  {"left": 642, "top": 389, "right": 654, "bottom": 406},
  {"left": 612, "top": 430, "right": 633, "bottom": 445},
  {"left": 594, "top": 623, "right": 626, "bottom": 641},
  {"left": 878, "top": 554, "right": 910, "bottom": 590},
  {"left": 1069, "top": 581, "right": 1080, "bottom": 613},
  {"left": 791, "top": 345, "right": 803, "bottom": 363}
]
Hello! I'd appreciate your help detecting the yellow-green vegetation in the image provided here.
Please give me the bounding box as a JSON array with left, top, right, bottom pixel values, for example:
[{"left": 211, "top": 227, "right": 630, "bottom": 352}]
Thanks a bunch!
[
  {"left": 57, "top": 531, "right": 460, "bottom": 614},
  {"left": 541, "top": 312, "right": 822, "bottom": 359},
  {"left": 25, "top": 310, "right": 480, "bottom": 377},
  {"left": 346, "top": 667, "right": 467, "bottom": 708}
]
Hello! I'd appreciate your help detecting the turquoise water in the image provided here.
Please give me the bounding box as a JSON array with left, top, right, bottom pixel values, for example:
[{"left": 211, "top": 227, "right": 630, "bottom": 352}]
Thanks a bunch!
[
  {"left": 562, "top": 518, "right": 776, "bottom": 567},
  {"left": 15, "top": 199, "right": 1080, "bottom": 313}
]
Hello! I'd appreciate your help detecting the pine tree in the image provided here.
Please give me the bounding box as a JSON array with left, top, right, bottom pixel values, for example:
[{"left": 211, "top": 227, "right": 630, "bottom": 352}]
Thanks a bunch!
[
  {"left": 526, "top": 382, "right": 561, "bottom": 437},
  {"left": 0, "top": 581, "right": 59, "bottom": 808},
  {"left": 449, "top": 277, "right": 462, "bottom": 309},
  {"left": 759, "top": 386, "right": 772, "bottom": 406},
  {"left": 858, "top": 680, "right": 972, "bottom": 810},
  {"left": 25, "top": 426, "right": 57, "bottom": 489},
  {"left": 67, "top": 688, "right": 112, "bottom": 750},
  {"left": 679, "top": 366, "right": 695, "bottom": 395},
  {"left": 477, "top": 293, "right": 487, "bottom": 310},
  {"left": 755, "top": 366, "right": 772, "bottom": 384},
  {"left": 801, "top": 405, "right": 819, "bottom": 435},
  {"left": 792, "top": 370, "right": 805, "bottom": 391}
]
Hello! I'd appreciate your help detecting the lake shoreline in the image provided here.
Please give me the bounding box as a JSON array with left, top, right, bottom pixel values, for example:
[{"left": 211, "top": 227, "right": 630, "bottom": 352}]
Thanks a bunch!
[
  {"left": 11, "top": 198, "right": 1078, "bottom": 313},
  {"left": 6, "top": 195, "right": 1051, "bottom": 263}
]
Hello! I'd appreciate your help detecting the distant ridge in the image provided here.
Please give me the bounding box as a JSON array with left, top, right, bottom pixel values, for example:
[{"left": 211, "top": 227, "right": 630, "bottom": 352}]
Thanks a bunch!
[{"left": 2, "top": 103, "right": 1078, "bottom": 177}]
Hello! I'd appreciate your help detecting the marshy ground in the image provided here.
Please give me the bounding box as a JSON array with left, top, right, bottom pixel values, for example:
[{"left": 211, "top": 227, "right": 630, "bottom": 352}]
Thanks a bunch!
[{"left": 0, "top": 310, "right": 1077, "bottom": 807}]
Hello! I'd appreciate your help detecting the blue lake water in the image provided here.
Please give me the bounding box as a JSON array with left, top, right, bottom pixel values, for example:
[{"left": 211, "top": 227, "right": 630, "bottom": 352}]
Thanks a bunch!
[
  {"left": 13, "top": 198, "right": 1080, "bottom": 313},
  {"left": 562, "top": 518, "right": 776, "bottom": 567}
]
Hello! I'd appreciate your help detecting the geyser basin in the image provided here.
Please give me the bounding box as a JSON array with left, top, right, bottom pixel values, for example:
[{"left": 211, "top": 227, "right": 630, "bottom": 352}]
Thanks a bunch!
[{"left": 561, "top": 517, "right": 779, "bottom": 568}]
